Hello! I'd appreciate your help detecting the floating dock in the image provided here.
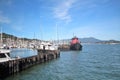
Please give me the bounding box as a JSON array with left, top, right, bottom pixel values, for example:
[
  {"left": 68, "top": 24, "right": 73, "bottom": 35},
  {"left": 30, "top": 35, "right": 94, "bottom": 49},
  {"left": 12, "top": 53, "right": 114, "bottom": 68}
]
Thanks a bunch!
[{"left": 0, "top": 49, "right": 60, "bottom": 79}]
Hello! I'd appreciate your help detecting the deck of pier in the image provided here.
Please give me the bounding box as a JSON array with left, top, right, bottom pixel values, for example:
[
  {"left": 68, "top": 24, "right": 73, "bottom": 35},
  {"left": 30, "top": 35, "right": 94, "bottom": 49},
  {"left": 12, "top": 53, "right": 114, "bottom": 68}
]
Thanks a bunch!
[{"left": 0, "top": 49, "right": 60, "bottom": 79}]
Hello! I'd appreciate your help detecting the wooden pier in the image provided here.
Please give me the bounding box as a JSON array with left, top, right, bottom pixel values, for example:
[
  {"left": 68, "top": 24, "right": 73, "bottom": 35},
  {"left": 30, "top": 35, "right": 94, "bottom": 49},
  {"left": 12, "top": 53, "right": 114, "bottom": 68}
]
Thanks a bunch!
[
  {"left": 59, "top": 44, "right": 70, "bottom": 51},
  {"left": 0, "top": 49, "right": 60, "bottom": 79}
]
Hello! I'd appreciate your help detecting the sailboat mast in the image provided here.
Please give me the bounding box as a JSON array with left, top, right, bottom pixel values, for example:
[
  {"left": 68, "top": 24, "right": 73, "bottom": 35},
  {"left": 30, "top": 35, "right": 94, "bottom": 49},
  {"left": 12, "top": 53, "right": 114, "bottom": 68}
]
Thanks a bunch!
[
  {"left": 56, "top": 23, "right": 59, "bottom": 45},
  {"left": 0, "top": 26, "right": 3, "bottom": 47}
]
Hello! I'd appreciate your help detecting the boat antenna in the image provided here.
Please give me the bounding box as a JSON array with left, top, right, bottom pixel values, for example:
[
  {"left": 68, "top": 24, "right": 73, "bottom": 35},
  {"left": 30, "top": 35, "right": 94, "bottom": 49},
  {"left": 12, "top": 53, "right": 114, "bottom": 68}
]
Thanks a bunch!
[{"left": 73, "top": 33, "right": 75, "bottom": 37}]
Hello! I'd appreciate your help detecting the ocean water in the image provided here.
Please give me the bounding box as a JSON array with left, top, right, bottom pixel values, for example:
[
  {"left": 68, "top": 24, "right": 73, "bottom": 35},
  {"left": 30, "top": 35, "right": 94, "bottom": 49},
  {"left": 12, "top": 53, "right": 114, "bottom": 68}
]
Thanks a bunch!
[{"left": 5, "top": 44, "right": 120, "bottom": 80}]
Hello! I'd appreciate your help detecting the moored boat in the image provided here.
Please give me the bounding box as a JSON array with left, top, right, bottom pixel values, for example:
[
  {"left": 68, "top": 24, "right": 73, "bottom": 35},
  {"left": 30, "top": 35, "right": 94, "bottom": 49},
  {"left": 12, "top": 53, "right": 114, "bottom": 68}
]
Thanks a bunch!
[
  {"left": 0, "top": 49, "right": 11, "bottom": 62},
  {"left": 70, "top": 36, "right": 82, "bottom": 50}
]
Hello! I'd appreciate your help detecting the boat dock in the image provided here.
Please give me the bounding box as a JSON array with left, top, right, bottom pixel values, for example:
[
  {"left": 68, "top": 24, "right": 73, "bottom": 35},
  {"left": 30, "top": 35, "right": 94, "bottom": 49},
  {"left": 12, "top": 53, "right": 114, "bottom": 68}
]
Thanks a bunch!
[{"left": 0, "top": 49, "right": 60, "bottom": 79}]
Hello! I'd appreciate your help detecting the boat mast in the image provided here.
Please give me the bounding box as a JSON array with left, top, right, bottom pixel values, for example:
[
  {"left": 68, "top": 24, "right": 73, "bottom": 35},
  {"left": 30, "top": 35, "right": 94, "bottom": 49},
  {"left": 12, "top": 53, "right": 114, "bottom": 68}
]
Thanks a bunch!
[
  {"left": 0, "top": 26, "right": 3, "bottom": 47},
  {"left": 73, "top": 33, "right": 75, "bottom": 37},
  {"left": 34, "top": 32, "right": 36, "bottom": 46},
  {"left": 56, "top": 23, "right": 59, "bottom": 45},
  {"left": 40, "top": 16, "right": 43, "bottom": 41}
]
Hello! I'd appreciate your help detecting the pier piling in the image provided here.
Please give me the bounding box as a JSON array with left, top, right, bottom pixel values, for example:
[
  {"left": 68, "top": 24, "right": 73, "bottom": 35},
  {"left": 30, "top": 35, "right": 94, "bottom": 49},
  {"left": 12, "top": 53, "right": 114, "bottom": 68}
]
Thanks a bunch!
[{"left": 0, "top": 49, "right": 60, "bottom": 79}]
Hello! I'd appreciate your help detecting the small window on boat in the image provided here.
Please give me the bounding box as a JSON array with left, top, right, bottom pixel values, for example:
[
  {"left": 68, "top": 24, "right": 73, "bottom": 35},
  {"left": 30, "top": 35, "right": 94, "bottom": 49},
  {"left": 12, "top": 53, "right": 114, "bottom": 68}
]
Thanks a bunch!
[
  {"left": 0, "top": 53, "right": 6, "bottom": 58},
  {"left": 7, "top": 53, "right": 10, "bottom": 57}
]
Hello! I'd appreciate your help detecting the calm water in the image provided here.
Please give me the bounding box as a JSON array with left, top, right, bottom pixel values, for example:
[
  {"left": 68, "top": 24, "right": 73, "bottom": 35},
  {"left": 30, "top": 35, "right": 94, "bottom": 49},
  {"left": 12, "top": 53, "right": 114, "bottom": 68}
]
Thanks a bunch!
[
  {"left": 10, "top": 48, "right": 37, "bottom": 58},
  {"left": 5, "top": 44, "right": 120, "bottom": 80}
]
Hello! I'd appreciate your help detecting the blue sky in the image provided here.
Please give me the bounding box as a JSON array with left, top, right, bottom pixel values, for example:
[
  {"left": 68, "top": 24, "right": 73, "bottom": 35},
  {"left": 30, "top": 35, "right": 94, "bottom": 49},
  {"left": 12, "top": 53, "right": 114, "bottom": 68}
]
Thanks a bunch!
[{"left": 0, "top": 0, "right": 120, "bottom": 40}]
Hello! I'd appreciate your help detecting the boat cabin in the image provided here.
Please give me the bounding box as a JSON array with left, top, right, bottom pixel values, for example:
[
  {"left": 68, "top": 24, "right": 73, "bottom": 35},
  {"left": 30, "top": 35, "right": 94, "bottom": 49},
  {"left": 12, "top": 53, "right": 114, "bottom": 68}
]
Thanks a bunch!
[
  {"left": 71, "top": 36, "right": 80, "bottom": 44},
  {"left": 39, "top": 42, "right": 58, "bottom": 50},
  {"left": 0, "top": 49, "right": 11, "bottom": 62}
]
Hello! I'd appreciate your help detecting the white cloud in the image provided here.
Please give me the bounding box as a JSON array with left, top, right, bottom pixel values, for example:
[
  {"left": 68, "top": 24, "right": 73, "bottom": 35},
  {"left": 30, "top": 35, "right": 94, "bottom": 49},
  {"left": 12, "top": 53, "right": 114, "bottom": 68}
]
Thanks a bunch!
[
  {"left": 6, "top": 0, "right": 12, "bottom": 5},
  {"left": 53, "top": 0, "right": 76, "bottom": 23},
  {"left": 0, "top": 11, "right": 10, "bottom": 24},
  {"left": 70, "top": 0, "right": 111, "bottom": 13},
  {"left": 12, "top": 26, "right": 23, "bottom": 32}
]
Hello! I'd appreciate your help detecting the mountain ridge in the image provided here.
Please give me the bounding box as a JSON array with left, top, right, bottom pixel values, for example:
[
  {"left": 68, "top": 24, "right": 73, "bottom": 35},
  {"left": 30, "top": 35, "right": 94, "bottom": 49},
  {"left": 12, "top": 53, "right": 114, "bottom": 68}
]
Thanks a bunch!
[{"left": 1, "top": 33, "right": 120, "bottom": 43}]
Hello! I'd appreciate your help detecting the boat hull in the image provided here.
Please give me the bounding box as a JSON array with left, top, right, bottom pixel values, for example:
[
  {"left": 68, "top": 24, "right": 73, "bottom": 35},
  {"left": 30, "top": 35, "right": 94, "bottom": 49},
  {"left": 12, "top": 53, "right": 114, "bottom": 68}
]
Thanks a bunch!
[{"left": 70, "top": 43, "right": 82, "bottom": 50}]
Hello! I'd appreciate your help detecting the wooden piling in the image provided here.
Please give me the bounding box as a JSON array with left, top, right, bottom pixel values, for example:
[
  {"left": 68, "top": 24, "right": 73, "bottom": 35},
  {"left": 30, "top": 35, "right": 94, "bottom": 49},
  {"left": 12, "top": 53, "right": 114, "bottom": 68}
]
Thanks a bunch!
[{"left": 0, "top": 49, "right": 60, "bottom": 79}]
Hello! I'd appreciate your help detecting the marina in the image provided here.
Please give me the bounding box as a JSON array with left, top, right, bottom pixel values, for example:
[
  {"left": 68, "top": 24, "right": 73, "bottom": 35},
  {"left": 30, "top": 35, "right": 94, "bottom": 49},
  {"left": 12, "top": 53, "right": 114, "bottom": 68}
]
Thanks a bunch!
[
  {"left": 2, "top": 44, "right": 120, "bottom": 80},
  {"left": 0, "top": 0, "right": 120, "bottom": 79},
  {"left": 0, "top": 33, "right": 120, "bottom": 80}
]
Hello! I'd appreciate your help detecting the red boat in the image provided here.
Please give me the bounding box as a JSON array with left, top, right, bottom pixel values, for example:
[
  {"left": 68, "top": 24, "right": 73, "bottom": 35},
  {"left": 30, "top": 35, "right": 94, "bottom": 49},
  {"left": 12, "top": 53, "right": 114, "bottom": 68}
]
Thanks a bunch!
[{"left": 70, "top": 36, "right": 82, "bottom": 50}]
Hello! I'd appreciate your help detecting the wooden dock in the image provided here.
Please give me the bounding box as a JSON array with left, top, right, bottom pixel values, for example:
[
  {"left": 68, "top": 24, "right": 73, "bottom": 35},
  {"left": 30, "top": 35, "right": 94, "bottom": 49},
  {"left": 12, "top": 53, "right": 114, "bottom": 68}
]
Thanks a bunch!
[
  {"left": 0, "top": 49, "right": 60, "bottom": 79},
  {"left": 59, "top": 44, "right": 70, "bottom": 51}
]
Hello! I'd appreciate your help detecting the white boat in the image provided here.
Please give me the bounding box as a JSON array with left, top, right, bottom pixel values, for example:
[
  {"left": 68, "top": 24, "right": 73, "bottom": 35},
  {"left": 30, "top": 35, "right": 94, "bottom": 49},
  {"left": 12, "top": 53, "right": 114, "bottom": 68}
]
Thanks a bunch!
[
  {"left": 38, "top": 42, "right": 59, "bottom": 50},
  {"left": 0, "top": 26, "right": 14, "bottom": 62},
  {"left": 0, "top": 49, "right": 12, "bottom": 62}
]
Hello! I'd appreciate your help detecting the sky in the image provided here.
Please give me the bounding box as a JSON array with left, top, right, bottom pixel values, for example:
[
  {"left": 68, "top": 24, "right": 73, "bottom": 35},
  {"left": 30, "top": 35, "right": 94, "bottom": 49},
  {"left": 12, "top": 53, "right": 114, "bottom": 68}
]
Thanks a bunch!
[{"left": 0, "top": 0, "right": 120, "bottom": 41}]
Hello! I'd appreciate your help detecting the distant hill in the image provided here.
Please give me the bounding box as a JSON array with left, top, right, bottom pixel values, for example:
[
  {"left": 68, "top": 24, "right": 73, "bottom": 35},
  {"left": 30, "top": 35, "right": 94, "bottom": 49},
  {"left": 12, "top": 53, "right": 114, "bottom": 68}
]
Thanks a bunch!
[
  {"left": 59, "top": 37, "right": 120, "bottom": 44},
  {"left": 97, "top": 40, "right": 120, "bottom": 44},
  {"left": 1, "top": 33, "right": 32, "bottom": 41},
  {"left": 79, "top": 37, "right": 101, "bottom": 43},
  {"left": 0, "top": 33, "right": 43, "bottom": 42},
  {"left": 59, "top": 37, "right": 102, "bottom": 43},
  {"left": 1, "top": 33, "right": 17, "bottom": 39},
  {"left": 1, "top": 33, "right": 120, "bottom": 44}
]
